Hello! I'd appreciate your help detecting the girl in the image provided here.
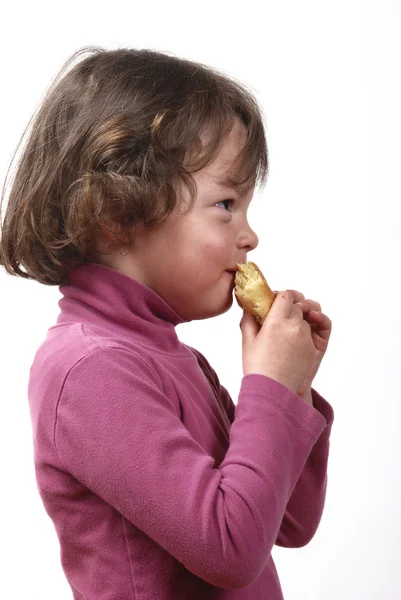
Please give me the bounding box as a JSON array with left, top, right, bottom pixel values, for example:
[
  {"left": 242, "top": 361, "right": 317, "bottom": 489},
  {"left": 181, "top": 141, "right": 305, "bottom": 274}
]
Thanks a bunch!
[{"left": 0, "top": 46, "right": 334, "bottom": 599}]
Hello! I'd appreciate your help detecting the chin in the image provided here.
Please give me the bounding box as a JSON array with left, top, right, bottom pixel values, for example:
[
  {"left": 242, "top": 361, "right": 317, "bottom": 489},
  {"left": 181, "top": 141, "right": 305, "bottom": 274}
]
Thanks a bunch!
[
  {"left": 176, "top": 285, "right": 234, "bottom": 321},
  {"left": 199, "top": 295, "right": 234, "bottom": 320},
  {"left": 220, "top": 295, "right": 234, "bottom": 315}
]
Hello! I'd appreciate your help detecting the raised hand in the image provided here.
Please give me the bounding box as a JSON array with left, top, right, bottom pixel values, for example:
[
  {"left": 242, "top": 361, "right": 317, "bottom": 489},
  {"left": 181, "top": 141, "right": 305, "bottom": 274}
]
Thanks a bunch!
[
  {"left": 284, "top": 290, "right": 332, "bottom": 401},
  {"left": 240, "top": 291, "right": 316, "bottom": 395}
]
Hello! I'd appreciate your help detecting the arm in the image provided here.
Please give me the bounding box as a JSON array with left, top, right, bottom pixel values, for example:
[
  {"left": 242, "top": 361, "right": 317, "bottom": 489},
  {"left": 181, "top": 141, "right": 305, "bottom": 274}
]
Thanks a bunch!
[
  {"left": 195, "top": 350, "right": 334, "bottom": 549},
  {"left": 55, "top": 348, "right": 328, "bottom": 590},
  {"left": 275, "top": 388, "right": 334, "bottom": 548}
]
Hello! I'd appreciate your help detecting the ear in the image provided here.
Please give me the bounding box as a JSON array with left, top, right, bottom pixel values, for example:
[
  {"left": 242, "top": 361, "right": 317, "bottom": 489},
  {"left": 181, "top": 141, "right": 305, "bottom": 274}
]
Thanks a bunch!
[
  {"left": 91, "top": 220, "right": 126, "bottom": 257},
  {"left": 97, "top": 218, "right": 131, "bottom": 244}
]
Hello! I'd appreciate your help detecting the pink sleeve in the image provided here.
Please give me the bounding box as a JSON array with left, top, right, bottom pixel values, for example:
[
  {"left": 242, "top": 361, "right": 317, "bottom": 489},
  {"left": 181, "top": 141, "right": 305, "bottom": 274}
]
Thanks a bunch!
[
  {"left": 190, "top": 348, "right": 335, "bottom": 549},
  {"left": 275, "top": 388, "right": 334, "bottom": 547},
  {"left": 55, "top": 348, "right": 330, "bottom": 590}
]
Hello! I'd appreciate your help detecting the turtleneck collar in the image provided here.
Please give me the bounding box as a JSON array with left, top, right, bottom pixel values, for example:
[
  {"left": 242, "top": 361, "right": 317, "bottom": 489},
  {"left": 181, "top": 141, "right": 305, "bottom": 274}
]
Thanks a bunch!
[{"left": 57, "top": 262, "right": 191, "bottom": 354}]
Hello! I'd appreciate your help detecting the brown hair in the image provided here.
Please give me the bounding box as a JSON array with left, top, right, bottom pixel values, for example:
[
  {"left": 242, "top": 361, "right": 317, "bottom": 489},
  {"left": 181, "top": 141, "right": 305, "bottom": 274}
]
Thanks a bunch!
[{"left": 0, "top": 46, "right": 268, "bottom": 286}]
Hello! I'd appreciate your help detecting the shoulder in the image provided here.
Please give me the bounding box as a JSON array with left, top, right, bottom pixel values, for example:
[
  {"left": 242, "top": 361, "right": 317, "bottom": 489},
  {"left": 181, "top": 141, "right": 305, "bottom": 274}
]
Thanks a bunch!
[
  {"left": 30, "top": 323, "right": 162, "bottom": 401},
  {"left": 64, "top": 345, "right": 162, "bottom": 389}
]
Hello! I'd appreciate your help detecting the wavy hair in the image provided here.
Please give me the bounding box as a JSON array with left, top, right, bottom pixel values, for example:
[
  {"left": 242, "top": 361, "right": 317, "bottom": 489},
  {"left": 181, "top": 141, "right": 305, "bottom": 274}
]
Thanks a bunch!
[{"left": 0, "top": 46, "right": 268, "bottom": 285}]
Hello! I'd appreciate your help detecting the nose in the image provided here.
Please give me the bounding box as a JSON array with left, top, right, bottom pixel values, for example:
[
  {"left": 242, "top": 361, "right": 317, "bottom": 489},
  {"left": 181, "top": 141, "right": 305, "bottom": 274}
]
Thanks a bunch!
[{"left": 236, "top": 220, "right": 259, "bottom": 252}]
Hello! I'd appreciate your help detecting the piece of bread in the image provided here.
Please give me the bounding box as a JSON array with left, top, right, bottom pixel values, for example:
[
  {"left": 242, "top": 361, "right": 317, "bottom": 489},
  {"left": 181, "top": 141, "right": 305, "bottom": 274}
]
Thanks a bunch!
[{"left": 234, "top": 262, "right": 275, "bottom": 326}]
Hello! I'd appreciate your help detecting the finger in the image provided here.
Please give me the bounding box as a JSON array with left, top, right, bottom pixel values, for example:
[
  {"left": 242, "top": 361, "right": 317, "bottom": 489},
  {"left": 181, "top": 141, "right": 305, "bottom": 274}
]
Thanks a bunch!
[
  {"left": 240, "top": 309, "right": 260, "bottom": 348},
  {"left": 307, "top": 312, "right": 332, "bottom": 341},
  {"left": 304, "top": 299, "right": 322, "bottom": 312},
  {"left": 289, "top": 302, "right": 304, "bottom": 320},
  {"left": 311, "top": 330, "right": 329, "bottom": 352},
  {"left": 285, "top": 289, "right": 305, "bottom": 304},
  {"left": 268, "top": 290, "right": 296, "bottom": 320},
  {"left": 295, "top": 299, "right": 322, "bottom": 313}
]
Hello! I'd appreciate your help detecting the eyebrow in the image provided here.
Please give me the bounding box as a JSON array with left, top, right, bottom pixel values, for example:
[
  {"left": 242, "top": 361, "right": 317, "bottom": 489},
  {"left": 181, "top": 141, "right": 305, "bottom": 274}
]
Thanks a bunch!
[
  {"left": 213, "top": 174, "right": 241, "bottom": 190},
  {"left": 213, "top": 175, "right": 253, "bottom": 195}
]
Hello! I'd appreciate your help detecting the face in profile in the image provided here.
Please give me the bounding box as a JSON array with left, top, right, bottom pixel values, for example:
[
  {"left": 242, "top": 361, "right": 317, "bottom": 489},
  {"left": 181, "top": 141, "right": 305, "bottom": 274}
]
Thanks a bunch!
[{"left": 93, "top": 118, "right": 259, "bottom": 321}]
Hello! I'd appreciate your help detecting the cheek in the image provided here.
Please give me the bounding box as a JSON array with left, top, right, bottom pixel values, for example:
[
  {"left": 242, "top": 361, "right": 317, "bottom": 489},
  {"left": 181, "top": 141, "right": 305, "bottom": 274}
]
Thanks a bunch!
[
  {"left": 188, "top": 239, "right": 230, "bottom": 273},
  {"left": 168, "top": 218, "right": 233, "bottom": 276},
  {"left": 195, "top": 224, "right": 232, "bottom": 255}
]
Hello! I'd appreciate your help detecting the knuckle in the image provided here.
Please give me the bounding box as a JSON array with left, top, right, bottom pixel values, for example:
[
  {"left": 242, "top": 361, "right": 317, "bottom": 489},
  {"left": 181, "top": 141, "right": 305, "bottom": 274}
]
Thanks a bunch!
[
  {"left": 307, "top": 298, "right": 321, "bottom": 311},
  {"left": 288, "top": 289, "right": 305, "bottom": 300},
  {"left": 302, "top": 320, "right": 312, "bottom": 334},
  {"left": 290, "top": 321, "right": 303, "bottom": 336},
  {"left": 269, "top": 317, "right": 280, "bottom": 329},
  {"left": 290, "top": 304, "right": 303, "bottom": 320}
]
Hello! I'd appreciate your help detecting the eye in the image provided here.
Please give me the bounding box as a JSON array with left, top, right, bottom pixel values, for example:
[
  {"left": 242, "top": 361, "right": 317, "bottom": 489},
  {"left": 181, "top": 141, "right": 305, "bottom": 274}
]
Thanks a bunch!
[{"left": 215, "top": 199, "right": 234, "bottom": 212}]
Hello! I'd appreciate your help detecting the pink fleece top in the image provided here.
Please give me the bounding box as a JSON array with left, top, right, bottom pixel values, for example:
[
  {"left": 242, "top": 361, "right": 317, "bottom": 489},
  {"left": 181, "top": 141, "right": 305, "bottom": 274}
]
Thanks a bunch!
[{"left": 28, "top": 262, "right": 334, "bottom": 599}]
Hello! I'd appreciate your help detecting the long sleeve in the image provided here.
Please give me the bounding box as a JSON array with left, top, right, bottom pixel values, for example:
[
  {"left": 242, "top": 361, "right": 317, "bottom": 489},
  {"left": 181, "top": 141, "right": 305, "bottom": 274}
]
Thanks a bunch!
[
  {"left": 196, "top": 350, "right": 334, "bottom": 550},
  {"left": 30, "top": 263, "right": 333, "bottom": 598},
  {"left": 54, "top": 347, "right": 330, "bottom": 590},
  {"left": 275, "top": 388, "right": 334, "bottom": 547}
]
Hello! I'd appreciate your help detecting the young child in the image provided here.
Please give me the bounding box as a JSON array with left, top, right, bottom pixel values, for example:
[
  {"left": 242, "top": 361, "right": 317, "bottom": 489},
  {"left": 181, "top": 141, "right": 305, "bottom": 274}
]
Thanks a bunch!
[{"left": 0, "top": 47, "right": 334, "bottom": 599}]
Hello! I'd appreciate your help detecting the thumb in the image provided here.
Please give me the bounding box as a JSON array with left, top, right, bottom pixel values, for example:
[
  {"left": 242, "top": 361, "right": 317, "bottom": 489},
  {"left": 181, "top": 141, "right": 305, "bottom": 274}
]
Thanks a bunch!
[{"left": 240, "top": 309, "right": 260, "bottom": 352}]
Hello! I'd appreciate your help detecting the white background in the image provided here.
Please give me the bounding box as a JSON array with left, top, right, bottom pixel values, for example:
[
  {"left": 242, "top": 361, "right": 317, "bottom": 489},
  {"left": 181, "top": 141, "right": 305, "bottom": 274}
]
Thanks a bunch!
[{"left": 1, "top": 1, "right": 400, "bottom": 598}]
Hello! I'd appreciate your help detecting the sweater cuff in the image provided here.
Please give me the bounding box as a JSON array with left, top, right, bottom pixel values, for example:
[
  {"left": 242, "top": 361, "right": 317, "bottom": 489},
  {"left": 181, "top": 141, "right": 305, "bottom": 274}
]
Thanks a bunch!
[
  {"left": 239, "top": 374, "right": 328, "bottom": 441},
  {"left": 310, "top": 387, "right": 335, "bottom": 446}
]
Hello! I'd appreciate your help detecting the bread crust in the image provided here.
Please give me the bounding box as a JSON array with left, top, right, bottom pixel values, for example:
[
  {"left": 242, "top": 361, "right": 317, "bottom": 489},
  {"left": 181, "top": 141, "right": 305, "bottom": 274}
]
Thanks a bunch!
[{"left": 234, "top": 262, "right": 275, "bottom": 325}]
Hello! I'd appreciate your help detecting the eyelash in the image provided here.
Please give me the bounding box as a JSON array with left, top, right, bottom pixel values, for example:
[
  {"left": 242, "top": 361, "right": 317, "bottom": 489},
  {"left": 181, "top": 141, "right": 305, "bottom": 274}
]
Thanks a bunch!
[{"left": 215, "top": 199, "right": 234, "bottom": 212}]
